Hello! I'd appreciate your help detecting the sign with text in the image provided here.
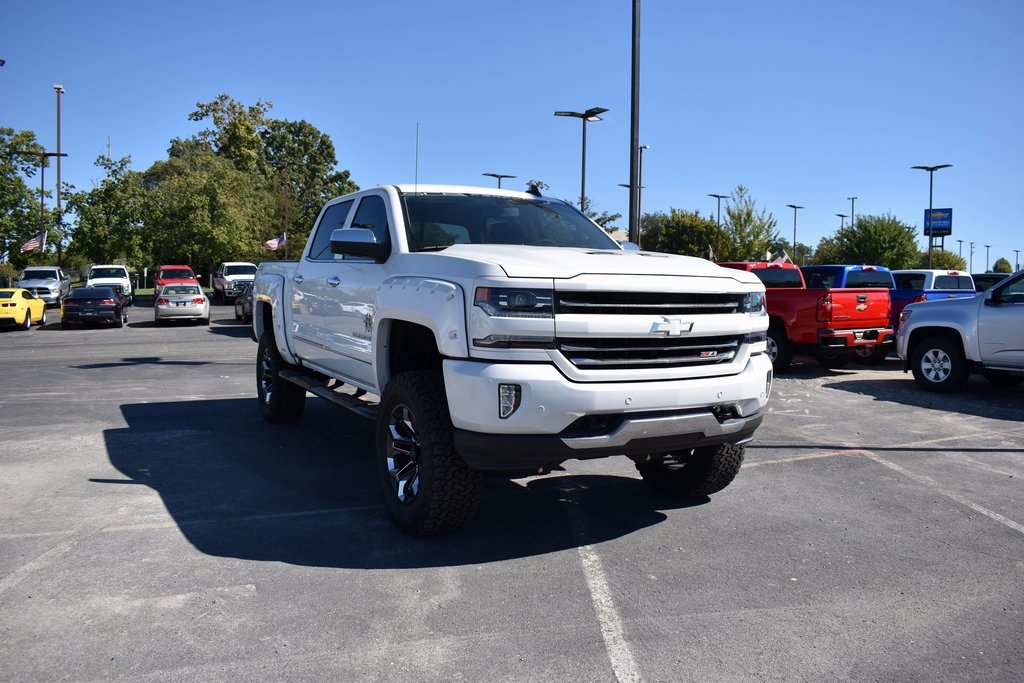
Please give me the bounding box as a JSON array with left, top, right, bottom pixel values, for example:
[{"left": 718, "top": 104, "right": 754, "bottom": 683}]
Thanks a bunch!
[{"left": 924, "top": 208, "right": 953, "bottom": 236}]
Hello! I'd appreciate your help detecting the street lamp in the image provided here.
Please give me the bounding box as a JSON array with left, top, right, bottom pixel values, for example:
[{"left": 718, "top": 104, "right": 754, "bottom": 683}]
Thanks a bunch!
[
  {"left": 985, "top": 244, "right": 991, "bottom": 271},
  {"left": 969, "top": 242, "right": 975, "bottom": 272},
  {"left": 786, "top": 204, "right": 804, "bottom": 264},
  {"left": 836, "top": 213, "right": 848, "bottom": 228},
  {"left": 708, "top": 193, "right": 727, "bottom": 259},
  {"left": 482, "top": 172, "right": 515, "bottom": 189},
  {"left": 956, "top": 239, "right": 964, "bottom": 258},
  {"left": 53, "top": 84, "right": 65, "bottom": 264},
  {"left": 1015, "top": 249, "right": 1021, "bottom": 272},
  {"left": 847, "top": 196, "right": 858, "bottom": 230},
  {"left": 15, "top": 150, "right": 68, "bottom": 253},
  {"left": 911, "top": 164, "right": 952, "bottom": 268},
  {"left": 554, "top": 107, "right": 608, "bottom": 210}
]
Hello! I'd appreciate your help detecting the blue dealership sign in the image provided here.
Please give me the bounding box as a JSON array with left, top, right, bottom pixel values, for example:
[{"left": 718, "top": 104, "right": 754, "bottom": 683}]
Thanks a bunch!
[{"left": 924, "top": 208, "right": 952, "bottom": 236}]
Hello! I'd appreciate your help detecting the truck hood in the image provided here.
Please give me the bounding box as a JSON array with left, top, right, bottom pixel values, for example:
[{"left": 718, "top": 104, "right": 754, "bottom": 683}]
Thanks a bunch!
[
  {"left": 16, "top": 277, "right": 58, "bottom": 286},
  {"left": 438, "top": 245, "right": 755, "bottom": 283}
]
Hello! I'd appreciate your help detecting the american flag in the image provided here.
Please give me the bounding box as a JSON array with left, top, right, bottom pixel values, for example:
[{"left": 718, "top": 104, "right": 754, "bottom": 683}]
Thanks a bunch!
[
  {"left": 20, "top": 233, "right": 45, "bottom": 253},
  {"left": 263, "top": 233, "right": 287, "bottom": 251}
]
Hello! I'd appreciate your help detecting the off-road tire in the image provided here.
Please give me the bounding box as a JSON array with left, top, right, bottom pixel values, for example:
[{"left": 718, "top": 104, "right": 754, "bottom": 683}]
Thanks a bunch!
[
  {"left": 767, "top": 324, "right": 793, "bottom": 371},
  {"left": 910, "top": 335, "right": 969, "bottom": 393},
  {"left": 376, "top": 370, "right": 482, "bottom": 536},
  {"left": 636, "top": 443, "right": 746, "bottom": 498},
  {"left": 257, "top": 334, "right": 306, "bottom": 423}
]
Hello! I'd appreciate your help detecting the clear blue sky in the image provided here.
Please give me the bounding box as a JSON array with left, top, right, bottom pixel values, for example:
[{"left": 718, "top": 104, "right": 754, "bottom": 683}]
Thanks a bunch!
[{"left": 3, "top": 0, "right": 1022, "bottom": 270}]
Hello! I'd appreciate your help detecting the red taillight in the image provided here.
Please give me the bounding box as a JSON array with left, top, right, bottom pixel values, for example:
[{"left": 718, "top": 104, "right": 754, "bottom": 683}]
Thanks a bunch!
[
  {"left": 816, "top": 292, "right": 833, "bottom": 322},
  {"left": 101, "top": 299, "right": 116, "bottom": 305},
  {"left": 156, "top": 297, "right": 170, "bottom": 305},
  {"left": 913, "top": 294, "right": 927, "bottom": 303},
  {"left": 63, "top": 300, "right": 79, "bottom": 307},
  {"left": 192, "top": 297, "right": 206, "bottom": 304}
]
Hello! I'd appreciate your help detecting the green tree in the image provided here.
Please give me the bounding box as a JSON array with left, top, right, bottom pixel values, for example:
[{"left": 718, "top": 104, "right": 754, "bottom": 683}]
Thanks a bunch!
[
  {"left": 992, "top": 257, "right": 1013, "bottom": 273},
  {"left": 810, "top": 213, "right": 919, "bottom": 268},
  {"left": 916, "top": 249, "right": 967, "bottom": 270},
  {"left": 187, "top": 94, "right": 273, "bottom": 173},
  {"left": 720, "top": 185, "right": 778, "bottom": 261},
  {"left": 1, "top": 128, "right": 48, "bottom": 264},
  {"left": 65, "top": 155, "right": 150, "bottom": 267},
  {"left": 641, "top": 208, "right": 717, "bottom": 257}
]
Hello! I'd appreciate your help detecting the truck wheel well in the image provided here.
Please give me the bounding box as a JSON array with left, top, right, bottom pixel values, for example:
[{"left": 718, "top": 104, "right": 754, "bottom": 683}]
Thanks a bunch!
[
  {"left": 908, "top": 326, "right": 962, "bottom": 358},
  {"left": 256, "top": 301, "right": 273, "bottom": 339},
  {"left": 387, "top": 320, "right": 443, "bottom": 375}
]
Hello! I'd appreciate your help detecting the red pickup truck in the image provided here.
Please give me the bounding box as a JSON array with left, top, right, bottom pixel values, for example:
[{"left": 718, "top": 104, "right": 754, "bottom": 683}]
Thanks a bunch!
[{"left": 719, "top": 261, "right": 893, "bottom": 370}]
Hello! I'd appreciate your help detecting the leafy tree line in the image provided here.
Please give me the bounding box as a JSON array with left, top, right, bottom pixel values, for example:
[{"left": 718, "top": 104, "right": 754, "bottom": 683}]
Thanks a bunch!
[{"left": 2, "top": 96, "right": 1018, "bottom": 277}]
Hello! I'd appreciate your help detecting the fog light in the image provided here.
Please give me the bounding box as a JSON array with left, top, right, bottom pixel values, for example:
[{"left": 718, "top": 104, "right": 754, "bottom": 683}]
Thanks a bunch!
[{"left": 499, "top": 384, "right": 522, "bottom": 419}]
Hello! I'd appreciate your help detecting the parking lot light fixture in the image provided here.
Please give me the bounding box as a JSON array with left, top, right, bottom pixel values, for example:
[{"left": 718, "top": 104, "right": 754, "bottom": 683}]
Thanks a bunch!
[
  {"left": 786, "top": 204, "right": 804, "bottom": 264},
  {"left": 911, "top": 164, "right": 953, "bottom": 268},
  {"left": 836, "top": 213, "right": 848, "bottom": 228},
  {"left": 708, "top": 193, "right": 728, "bottom": 259},
  {"left": 482, "top": 173, "right": 516, "bottom": 189},
  {"left": 554, "top": 107, "right": 609, "bottom": 209}
]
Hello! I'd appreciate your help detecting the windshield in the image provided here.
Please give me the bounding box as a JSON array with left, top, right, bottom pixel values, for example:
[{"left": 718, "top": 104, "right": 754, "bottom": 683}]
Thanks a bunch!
[
  {"left": 21, "top": 269, "right": 57, "bottom": 280},
  {"left": 160, "top": 269, "right": 195, "bottom": 280},
  {"left": 224, "top": 265, "right": 257, "bottom": 276},
  {"left": 400, "top": 193, "right": 619, "bottom": 251},
  {"left": 90, "top": 267, "right": 128, "bottom": 279}
]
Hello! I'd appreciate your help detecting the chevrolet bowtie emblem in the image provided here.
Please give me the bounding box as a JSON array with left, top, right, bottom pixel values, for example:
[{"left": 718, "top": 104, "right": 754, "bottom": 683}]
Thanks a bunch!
[
  {"left": 856, "top": 303, "right": 868, "bottom": 311},
  {"left": 650, "top": 317, "right": 694, "bottom": 336}
]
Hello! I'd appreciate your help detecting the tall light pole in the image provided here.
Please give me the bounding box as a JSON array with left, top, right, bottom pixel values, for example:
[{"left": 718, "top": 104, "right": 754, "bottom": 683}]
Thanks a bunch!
[
  {"left": 1015, "top": 249, "right": 1020, "bottom": 272},
  {"left": 836, "top": 213, "right": 848, "bottom": 228},
  {"left": 636, "top": 144, "right": 649, "bottom": 241},
  {"left": 627, "top": 0, "right": 641, "bottom": 245},
  {"left": 956, "top": 239, "right": 964, "bottom": 258},
  {"left": 554, "top": 106, "right": 608, "bottom": 211},
  {"left": 969, "top": 242, "right": 975, "bottom": 272},
  {"left": 786, "top": 204, "right": 803, "bottom": 264},
  {"left": 911, "top": 164, "right": 952, "bottom": 268},
  {"left": 708, "top": 193, "right": 727, "bottom": 260},
  {"left": 53, "top": 85, "right": 65, "bottom": 263},
  {"left": 482, "top": 172, "right": 515, "bottom": 189},
  {"left": 985, "top": 244, "right": 991, "bottom": 271},
  {"left": 16, "top": 150, "right": 67, "bottom": 252},
  {"left": 847, "top": 196, "right": 858, "bottom": 230}
]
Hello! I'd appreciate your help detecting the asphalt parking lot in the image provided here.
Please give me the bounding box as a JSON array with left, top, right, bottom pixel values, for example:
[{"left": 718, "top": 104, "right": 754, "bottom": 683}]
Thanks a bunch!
[{"left": 1, "top": 303, "right": 1022, "bottom": 682}]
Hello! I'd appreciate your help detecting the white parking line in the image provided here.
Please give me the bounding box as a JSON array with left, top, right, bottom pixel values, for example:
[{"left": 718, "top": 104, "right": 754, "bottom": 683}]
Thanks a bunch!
[{"left": 576, "top": 543, "right": 642, "bottom": 683}]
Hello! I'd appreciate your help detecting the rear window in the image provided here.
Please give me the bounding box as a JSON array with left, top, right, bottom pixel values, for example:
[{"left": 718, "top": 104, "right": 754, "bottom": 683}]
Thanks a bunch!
[
  {"left": 753, "top": 268, "right": 804, "bottom": 288},
  {"left": 893, "top": 273, "right": 925, "bottom": 289},
  {"left": 934, "top": 275, "right": 974, "bottom": 290},
  {"left": 846, "top": 270, "right": 894, "bottom": 288}
]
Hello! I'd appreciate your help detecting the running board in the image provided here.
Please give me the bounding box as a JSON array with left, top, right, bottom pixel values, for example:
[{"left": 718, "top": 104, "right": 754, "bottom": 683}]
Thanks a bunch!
[{"left": 280, "top": 369, "right": 379, "bottom": 420}]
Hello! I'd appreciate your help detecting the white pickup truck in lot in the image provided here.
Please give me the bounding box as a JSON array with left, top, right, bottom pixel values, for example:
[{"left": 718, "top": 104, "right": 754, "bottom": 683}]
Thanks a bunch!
[
  {"left": 252, "top": 185, "right": 773, "bottom": 535},
  {"left": 898, "top": 269, "right": 1024, "bottom": 392}
]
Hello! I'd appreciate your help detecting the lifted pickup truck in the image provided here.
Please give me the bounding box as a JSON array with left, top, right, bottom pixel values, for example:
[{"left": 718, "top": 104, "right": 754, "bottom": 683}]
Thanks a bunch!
[
  {"left": 719, "top": 261, "right": 892, "bottom": 370},
  {"left": 253, "top": 185, "right": 773, "bottom": 535},
  {"left": 897, "top": 269, "right": 1024, "bottom": 392}
]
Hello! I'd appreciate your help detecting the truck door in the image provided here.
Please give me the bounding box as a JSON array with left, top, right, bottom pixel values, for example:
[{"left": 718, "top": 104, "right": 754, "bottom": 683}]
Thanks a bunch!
[{"left": 978, "top": 276, "right": 1024, "bottom": 366}]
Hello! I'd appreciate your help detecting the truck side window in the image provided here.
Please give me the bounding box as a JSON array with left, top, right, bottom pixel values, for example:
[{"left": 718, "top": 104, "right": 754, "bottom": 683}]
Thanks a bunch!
[
  {"left": 351, "top": 196, "right": 391, "bottom": 246},
  {"left": 308, "top": 200, "right": 354, "bottom": 260}
]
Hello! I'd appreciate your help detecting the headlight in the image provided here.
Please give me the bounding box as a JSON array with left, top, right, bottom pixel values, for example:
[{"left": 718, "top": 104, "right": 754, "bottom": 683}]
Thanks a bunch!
[
  {"left": 474, "top": 287, "right": 553, "bottom": 318},
  {"left": 739, "top": 292, "right": 766, "bottom": 315}
]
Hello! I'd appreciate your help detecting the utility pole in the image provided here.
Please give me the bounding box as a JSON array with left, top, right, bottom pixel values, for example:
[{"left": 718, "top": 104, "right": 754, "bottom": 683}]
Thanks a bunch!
[
  {"left": 54, "top": 84, "right": 65, "bottom": 265},
  {"left": 985, "top": 244, "right": 991, "bottom": 271}
]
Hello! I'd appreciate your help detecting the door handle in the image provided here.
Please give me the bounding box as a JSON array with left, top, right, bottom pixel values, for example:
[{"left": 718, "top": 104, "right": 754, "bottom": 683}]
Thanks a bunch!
[
  {"left": 293, "top": 274, "right": 304, "bottom": 284},
  {"left": 857, "top": 295, "right": 868, "bottom": 303},
  {"left": 327, "top": 276, "right": 341, "bottom": 287}
]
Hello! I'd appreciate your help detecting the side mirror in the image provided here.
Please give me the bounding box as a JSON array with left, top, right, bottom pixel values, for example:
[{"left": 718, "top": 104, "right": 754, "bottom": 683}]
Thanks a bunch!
[
  {"left": 618, "top": 240, "right": 641, "bottom": 251},
  {"left": 330, "top": 228, "right": 390, "bottom": 262},
  {"left": 983, "top": 289, "right": 998, "bottom": 306}
]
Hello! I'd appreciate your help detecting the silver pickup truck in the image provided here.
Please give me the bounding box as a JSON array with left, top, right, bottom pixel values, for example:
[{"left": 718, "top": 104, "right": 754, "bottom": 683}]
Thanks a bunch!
[{"left": 252, "top": 184, "right": 773, "bottom": 535}]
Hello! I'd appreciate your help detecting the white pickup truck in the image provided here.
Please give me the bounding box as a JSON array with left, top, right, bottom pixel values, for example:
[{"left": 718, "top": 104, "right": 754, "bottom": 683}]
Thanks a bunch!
[
  {"left": 897, "top": 268, "right": 1024, "bottom": 392},
  {"left": 252, "top": 184, "right": 773, "bottom": 535}
]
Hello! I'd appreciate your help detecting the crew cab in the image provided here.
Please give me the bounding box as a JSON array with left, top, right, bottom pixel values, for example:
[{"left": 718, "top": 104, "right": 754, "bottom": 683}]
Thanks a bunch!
[
  {"left": 890, "top": 269, "right": 975, "bottom": 331},
  {"left": 86, "top": 264, "right": 133, "bottom": 305},
  {"left": 213, "top": 261, "right": 257, "bottom": 302},
  {"left": 897, "top": 269, "right": 1024, "bottom": 392},
  {"left": 719, "top": 261, "right": 892, "bottom": 370},
  {"left": 15, "top": 266, "right": 71, "bottom": 306},
  {"left": 253, "top": 185, "right": 773, "bottom": 535}
]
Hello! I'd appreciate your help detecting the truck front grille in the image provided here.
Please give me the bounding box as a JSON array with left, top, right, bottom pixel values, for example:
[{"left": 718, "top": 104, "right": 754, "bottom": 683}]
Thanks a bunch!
[
  {"left": 558, "top": 335, "right": 742, "bottom": 370},
  {"left": 555, "top": 291, "right": 743, "bottom": 316}
]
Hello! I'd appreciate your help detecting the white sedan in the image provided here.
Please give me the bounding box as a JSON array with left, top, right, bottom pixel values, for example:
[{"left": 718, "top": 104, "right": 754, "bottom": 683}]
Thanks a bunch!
[{"left": 154, "top": 284, "right": 210, "bottom": 326}]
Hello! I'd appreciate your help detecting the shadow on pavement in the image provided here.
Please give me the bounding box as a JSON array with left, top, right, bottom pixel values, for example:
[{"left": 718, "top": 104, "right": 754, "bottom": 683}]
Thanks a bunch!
[{"left": 101, "top": 398, "right": 701, "bottom": 569}]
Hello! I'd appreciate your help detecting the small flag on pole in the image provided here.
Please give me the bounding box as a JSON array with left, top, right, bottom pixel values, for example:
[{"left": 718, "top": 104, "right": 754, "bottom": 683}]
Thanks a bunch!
[
  {"left": 772, "top": 250, "right": 790, "bottom": 265},
  {"left": 263, "top": 233, "right": 287, "bottom": 251},
  {"left": 20, "top": 233, "right": 45, "bottom": 253}
]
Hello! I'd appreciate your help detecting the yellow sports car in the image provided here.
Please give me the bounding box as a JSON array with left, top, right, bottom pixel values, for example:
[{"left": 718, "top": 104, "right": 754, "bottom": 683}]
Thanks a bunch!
[{"left": 0, "top": 288, "right": 47, "bottom": 330}]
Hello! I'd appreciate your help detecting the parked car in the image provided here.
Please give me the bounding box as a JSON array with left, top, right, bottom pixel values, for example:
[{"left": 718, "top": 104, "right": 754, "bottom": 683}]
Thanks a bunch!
[
  {"left": 898, "top": 269, "right": 1024, "bottom": 391},
  {"left": 154, "top": 283, "right": 210, "bottom": 326},
  {"left": 15, "top": 266, "right": 71, "bottom": 306},
  {"left": 60, "top": 287, "right": 127, "bottom": 329},
  {"left": 233, "top": 281, "right": 254, "bottom": 324},
  {"left": 0, "top": 288, "right": 47, "bottom": 330},
  {"left": 213, "top": 261, "right": 258, "bottom": 303},
  {"left": 972, "top": 272, "right": 1010, "bottom": 292},
  {"left": 86, "top": 264, "right": 133, "bottom": 305},
  {"left": 153, "top": 265, "right": 199, "bottom": 293}
]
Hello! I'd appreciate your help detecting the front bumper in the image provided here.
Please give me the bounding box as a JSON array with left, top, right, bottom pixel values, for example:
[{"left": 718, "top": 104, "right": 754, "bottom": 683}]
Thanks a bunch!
[{"left": 444, "top": 354, "right": 773, "bottom": 471}]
